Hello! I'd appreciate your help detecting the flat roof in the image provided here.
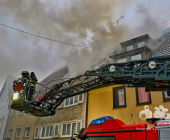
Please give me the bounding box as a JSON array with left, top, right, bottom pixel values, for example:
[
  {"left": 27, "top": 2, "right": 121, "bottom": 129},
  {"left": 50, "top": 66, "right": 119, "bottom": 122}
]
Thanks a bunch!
[{"left": 120, "top": 34, "right": 151, "bottom": 46}]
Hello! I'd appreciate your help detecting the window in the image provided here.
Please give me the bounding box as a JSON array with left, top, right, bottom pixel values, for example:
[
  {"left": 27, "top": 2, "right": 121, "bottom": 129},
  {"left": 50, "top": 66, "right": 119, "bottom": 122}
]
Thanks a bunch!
[
  {"left": 162, "top": 91, "right": 170, "bottom": 102},
  {"left": 85, "top": 136, "right": 116, "bottom": 140},
  {"left": 113, "top": 87, "right": 126, "bottom": 108},
  {"left": 25, "top": 127, "right": 30, "bottom": 137},
  {"left": 13, "top": 110, "right": 17, "bottom": 117},
  {"left": 20, "top": 112, "right": 24, "bottom": 116},
  {"left": 15, "top": 128, "right": 21, "bottom": 138},
  {"left": 77, "top": 121, "right": 82, "bottom": 133},
  {"left": 136, "top": 87, "right": 151, "bottom": 105},
  {"left": 61, "top": 121, "right": 82, "bottom": 137},
  {"left": 65, "top": 94, "right": 84, "bottom": 107},
  {"left": 53, "top": 124, "right": 60, "bottom": 137},
  {"left": 79, "top": 94, "right": 83, "bottom": 103},
  {"left": 137, "top": 41, "right": 145, "bottom": 48},
  {"left": 41, "top": 125, "right": 53, "bottom": 138},
  {"left": 62, "top": 123, "right": 71, "bottom": 136},
  {"left": 126, "top": 45, "right": 133, "bottom": 51},
  {"left": 8, "top": 129, "right": 13, "bottom": 138},
  {"left": 131, "top": 54, "right": 142, "bottom": 60},
  {"left": 117, "top": 58, "right": 127, "bottom": 63},
  {"left": 34, "top": 127, "right": 40, "bottom": 139}
]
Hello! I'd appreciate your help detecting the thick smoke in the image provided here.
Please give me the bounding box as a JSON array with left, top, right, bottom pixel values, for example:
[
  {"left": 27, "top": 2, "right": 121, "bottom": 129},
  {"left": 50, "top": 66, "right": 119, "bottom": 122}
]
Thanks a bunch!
[{"left": 0, "top": 0, "right": 169, "bottom": 88}]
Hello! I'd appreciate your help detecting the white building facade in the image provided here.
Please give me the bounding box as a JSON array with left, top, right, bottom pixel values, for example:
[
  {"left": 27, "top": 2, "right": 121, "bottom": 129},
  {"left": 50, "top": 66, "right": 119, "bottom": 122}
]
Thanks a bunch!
[{"left": 0, "top": 75, "right": 16, "bottom": 140}]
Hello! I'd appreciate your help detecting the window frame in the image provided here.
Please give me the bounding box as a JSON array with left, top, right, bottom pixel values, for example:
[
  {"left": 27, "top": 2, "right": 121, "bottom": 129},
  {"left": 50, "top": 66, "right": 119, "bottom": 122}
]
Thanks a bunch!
[
  {"left": 61, "top": 123, "right": 71, "bottom": 137},
  {"left": 131, "top": 54, "right": 142, "bottom": 60},
  {"left": 8, "top": 128, "right": 13, "bottom": 138},
  {"left": 136, "top": 87, "right": 152, "bottom": 106},
  {"left": 15, "top": 127, "right": 21, "bottom": 138},
  {"left": 24, "top": 126, "right": 31, "bottom": 138},
  {"left": 53, "top": 124, "right": 60, "bottom": 137},
  {"left": 162, "top": 91, "right": 170, "bottom": 102},
  {"left": 61, "top": 121, "right": 82, "bottom": 137},
  {"left": 113, "top": 87, "right": 126, "bottom": 109},
  {"left": 64, "top": 94, "right": 84, "bottom": 107},
  {"left": 40, "top": 125, "right": 54, "bottom": 139},
  {"left": 34, "top": 126, "right": 40, "bottom": 139}
]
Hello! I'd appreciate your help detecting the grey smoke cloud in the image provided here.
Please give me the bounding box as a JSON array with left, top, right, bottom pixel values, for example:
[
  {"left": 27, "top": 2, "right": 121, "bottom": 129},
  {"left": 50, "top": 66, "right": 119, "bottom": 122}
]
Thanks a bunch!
[{"left": 0, "top": 0, "right": 169, "bottom": 89}]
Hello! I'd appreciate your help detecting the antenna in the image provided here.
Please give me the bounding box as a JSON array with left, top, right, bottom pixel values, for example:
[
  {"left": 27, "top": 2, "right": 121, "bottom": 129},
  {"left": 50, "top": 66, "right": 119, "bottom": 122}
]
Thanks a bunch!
[{"left": 115, "top": 14, "right": 124, "bottom": 26}]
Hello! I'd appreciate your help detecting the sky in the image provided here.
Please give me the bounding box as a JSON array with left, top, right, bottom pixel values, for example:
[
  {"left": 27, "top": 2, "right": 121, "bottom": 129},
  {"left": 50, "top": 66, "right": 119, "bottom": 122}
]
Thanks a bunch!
[{"left": 0, "top": 0, "right": 170, "bottom": 90}]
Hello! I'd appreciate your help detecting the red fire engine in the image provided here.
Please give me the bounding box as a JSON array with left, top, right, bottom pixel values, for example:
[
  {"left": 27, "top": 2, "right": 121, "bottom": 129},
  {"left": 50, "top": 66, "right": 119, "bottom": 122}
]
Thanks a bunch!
[{"left": 70, "top": 116, "right": 170, "bottom": 140}]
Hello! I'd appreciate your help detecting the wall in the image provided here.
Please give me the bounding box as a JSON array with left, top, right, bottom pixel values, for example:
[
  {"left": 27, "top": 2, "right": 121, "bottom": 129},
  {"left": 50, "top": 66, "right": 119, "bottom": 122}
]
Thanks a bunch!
[
  {"left": 0, "top": 75, "right": 16, "bottom": 140},
  {"left": 3, "top": 109, "right": 38, "bottom": 140},
  {"left": 35, "top": 93, "right": 87, "bottom": 140},
  {"left": 87, "top": 85, "right": 170, "bottom": 127}
]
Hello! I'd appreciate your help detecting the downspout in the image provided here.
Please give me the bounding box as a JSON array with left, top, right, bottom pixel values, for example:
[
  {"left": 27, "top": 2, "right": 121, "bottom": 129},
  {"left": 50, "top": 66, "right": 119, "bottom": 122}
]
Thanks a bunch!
[{"left": 85, "top": 92, "right": 89, "bottom": 129}]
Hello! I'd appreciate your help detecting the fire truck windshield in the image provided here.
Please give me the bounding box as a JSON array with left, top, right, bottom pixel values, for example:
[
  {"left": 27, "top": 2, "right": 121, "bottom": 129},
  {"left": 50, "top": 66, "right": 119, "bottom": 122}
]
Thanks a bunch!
[{"left": 85, "top": 136, "right": 116, "bottom": 140}]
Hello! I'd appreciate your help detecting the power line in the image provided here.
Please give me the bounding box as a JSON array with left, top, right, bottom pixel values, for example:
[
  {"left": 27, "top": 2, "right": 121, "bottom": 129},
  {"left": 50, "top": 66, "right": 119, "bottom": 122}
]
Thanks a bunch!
[
  {"left": 0, "top": 23, "right": 85, "bottom": 47},
  {"left": 156, "top": 18, "right": 170, "bottom": 24},
  {"left": 156, "top": 15, "right": 170, "bottom": 23}
]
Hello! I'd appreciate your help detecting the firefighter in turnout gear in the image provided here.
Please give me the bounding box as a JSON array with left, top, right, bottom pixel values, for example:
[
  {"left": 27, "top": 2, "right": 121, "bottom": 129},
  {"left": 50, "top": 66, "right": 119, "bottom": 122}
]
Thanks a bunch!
[{"left": 21, "top": 71, "right": 38, "bottom": 101}]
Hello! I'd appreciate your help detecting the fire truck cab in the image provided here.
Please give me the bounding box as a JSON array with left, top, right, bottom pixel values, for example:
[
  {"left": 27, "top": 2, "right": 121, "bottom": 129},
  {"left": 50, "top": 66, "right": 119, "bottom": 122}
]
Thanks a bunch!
[{"left": 72, "top": 116, "right": 170, "bottom": 140}]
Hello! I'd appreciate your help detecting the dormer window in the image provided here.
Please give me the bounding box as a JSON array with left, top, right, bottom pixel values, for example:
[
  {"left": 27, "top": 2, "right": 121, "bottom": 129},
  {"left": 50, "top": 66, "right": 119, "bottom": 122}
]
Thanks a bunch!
[
  {"left": 137, "top": 41, "right": 145, "bottom": 48},
  {"left": 126, "top": 45, "right": 133, "bottom": 51}
]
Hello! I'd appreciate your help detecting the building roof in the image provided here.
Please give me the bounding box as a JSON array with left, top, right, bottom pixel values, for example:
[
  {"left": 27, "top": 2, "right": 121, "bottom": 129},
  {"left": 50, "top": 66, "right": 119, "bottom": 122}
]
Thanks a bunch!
[{"left": 120, "top": 34, "right": 151, "bottom": 46}]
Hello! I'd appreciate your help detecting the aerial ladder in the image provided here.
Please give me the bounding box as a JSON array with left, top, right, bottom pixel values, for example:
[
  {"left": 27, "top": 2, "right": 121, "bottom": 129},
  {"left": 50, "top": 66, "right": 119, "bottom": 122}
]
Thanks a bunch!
[{"left": 11, "top": 55, "right": 170, "bottom": 117}]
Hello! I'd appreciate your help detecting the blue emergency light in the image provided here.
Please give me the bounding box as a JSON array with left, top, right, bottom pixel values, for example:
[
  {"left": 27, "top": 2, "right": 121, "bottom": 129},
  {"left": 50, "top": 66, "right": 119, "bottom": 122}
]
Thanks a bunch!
[{"left": 89, "top": 116, "right": 114, "bottom": 125}]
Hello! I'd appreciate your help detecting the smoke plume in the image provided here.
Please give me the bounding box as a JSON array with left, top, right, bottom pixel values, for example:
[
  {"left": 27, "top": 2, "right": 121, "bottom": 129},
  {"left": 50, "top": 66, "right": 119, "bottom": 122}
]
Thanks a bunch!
[{"left": 0, "top": 0, "right": 169, "bottom": 89}]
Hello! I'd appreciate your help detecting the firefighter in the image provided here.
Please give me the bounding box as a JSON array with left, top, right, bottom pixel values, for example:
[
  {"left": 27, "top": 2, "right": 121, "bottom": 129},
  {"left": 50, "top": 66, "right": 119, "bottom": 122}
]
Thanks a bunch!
[
  {"left": 21, "top": 71, "right": 37, "bottom": 101},
  {"left": 21, "top": 71, "right": 29, "bottom": 86},
  {"left": 28, "top": 72, "right": 38, "bottom": 100}
]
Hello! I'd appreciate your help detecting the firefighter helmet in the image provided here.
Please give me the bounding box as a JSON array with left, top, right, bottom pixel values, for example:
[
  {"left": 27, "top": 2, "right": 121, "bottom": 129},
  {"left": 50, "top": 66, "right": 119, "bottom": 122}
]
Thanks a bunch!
[{"left": 21, "top": 71, "right": 29, "bottom": 75}]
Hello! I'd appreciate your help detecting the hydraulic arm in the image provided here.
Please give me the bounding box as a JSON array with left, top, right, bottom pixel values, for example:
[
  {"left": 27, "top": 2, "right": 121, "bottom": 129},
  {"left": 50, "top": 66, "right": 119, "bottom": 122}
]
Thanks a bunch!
[{"left": 11, "top": 55, "right": 170, "bottom": 117}]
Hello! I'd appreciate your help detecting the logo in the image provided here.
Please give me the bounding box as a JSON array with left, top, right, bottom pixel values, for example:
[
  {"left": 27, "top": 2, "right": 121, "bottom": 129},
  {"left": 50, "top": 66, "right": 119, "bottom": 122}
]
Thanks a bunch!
[
  {"left": 139, "top": 105, "right": 152, "bottom": 120},
  {"left": 139, "top": 105, "right": 170, "bottom": 120}
]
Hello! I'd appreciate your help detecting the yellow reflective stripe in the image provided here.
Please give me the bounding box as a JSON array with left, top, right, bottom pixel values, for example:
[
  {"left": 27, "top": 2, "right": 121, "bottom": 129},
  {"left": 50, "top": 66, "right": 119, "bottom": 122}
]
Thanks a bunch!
[{"left": 28, "top": 75, "right": 35, "bottom": 87}]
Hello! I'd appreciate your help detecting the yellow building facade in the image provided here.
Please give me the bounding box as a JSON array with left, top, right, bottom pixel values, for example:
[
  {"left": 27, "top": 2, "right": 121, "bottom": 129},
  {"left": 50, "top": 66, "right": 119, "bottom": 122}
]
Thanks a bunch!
[{"left": 87, "top": 85, "right": 170, "bottom": 126}]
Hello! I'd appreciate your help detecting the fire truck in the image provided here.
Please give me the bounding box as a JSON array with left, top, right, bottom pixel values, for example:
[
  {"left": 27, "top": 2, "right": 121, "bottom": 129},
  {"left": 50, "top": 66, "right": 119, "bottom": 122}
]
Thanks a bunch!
[
  {"left": 11, "top": 55, "right": 170, "bottom": 139},
  {"left": 70, "top": 116, "right": 170, "bottom": 140}
]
